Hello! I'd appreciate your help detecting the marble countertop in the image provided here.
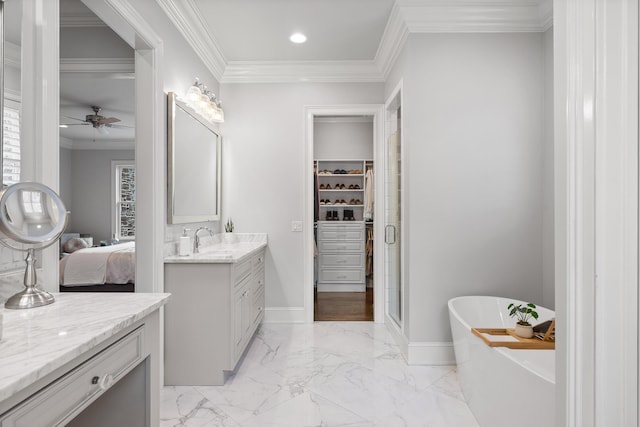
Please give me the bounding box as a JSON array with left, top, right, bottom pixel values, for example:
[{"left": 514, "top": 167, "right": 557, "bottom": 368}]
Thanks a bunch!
[
  {"left": 0, "top": 292, "right": 170, "bottom": 403},
  {"left": 164, "top": 233, "right": 267, "bottom": 264}
]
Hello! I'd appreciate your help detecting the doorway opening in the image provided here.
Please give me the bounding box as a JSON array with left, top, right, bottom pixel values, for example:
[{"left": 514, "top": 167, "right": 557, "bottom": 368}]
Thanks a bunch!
[{"left": 304, "top": 105, "right": 384, "bottom": 323}]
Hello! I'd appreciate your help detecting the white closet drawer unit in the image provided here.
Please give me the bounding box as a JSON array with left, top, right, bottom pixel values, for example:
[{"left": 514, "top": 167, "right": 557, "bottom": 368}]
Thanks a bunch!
[
  {"left": 318, "top": 240, "right": 364, "bottom": 253},
  {"left": 319, "top": 268, "right": 365, "bottom": 283},
  {"left": 1, "top": 327, "right": 144, "bottom": 427},
  {"left": 317, "top": 222, "right": 365, "bottom": 291},
  {"left": 319, "top": 253, "right": 364, "bottom": 268},
  {"left": 317, "top": 225, "right": 364, "bottom": 241}
]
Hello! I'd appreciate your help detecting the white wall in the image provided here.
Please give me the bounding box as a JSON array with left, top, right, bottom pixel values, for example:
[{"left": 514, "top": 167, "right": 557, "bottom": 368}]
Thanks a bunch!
[
  {"left": 542, "top": 27, "right": 555, "bottom": 310},
  {"left": 59, "top": 147, "right": 73, "bottom": 213},
  {"left": 64, "top": 148, "right": 134, "bottom": 243},
  {"left": 60, "top": 26, "right": 133, "bottom": 59},
  {"left": 314, "top": 120, "right": 374, "bottom": 160},
  {"left": 388, "top": 33, "right": 547, "bottom": 343},
  {"left": 220, "top": 83, "right": 383, "bottom": 308}
]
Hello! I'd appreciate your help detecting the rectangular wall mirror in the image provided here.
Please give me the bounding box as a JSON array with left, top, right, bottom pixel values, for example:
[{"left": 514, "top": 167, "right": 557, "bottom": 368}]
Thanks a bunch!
[{"left": 167, "top": 92, "right": 221, "bottom": 224}]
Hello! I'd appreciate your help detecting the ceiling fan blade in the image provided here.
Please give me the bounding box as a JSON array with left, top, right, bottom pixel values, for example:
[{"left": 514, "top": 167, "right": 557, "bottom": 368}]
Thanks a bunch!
[
  {"left": 99, "top": 117, "right": 121, "bottom": 125},
  {"left": 105, "top": 124, "right": 134, "bottom": 129},
  {"left": 62, "top": 116, "right": 87, "bottom": 122},
  {"left": 60, "top": 123, "right": 90, "bottom": 126}
]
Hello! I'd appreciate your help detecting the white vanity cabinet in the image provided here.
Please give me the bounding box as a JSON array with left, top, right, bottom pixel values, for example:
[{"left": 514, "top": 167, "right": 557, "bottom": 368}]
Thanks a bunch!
[
  {"left": 164, "top": 247, "right": 266, "bottom": 385},
  {"left": 0, "top": 293, "right": 168, "bottom": 427}
]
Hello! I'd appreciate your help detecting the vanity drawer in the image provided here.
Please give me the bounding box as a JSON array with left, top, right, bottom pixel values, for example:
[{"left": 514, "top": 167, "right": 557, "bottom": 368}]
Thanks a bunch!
[
  {"left": 253, "top": 289, "right": 265, "bottom": 327},
  {"left": 319, "top": 253, "right": 364, "bottom": 268},
  {"left": 253, "top": 267, "right": 265, "bottom": 296},
  {"left": 1, "top": 327, "right": 144, "bottom": 427},
  {"left": 233, "top": 258, "right": 252, "bottom": 287},
  {"left": 318, "top": 240, "right": 364, "bottom": 253},
  {"left": 252, "top": 251, "right": 265, "bottom": 269},
  {"left": 318, "top": 268, "right": 365, "bottom": 283}
]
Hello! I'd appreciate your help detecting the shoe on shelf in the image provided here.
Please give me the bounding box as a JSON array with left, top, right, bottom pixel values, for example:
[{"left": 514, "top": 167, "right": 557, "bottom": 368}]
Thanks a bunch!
[
  {"left": 340, "top": 169, "right": 347, "bottom": 174},
  {"left": 354, "top": 184, "right": 361, "bottom": 189},
  {"left": 348, "top": 184, "right": 355, "bottom": 189},
  {"left": 354, "top": 199, "right": 362, "bottom": 205},
  {"left": 339, "top": 183, "right": 346, "bottom": 189},
  {"left": 325, "top": 211, "right": 332, "bottom": 221},
  {"left": 319, "top": 184, "right": 325, "bottom": 189},
  {"left": 333, "top": 210, "right": 340, "bottom": 220},
  {"left": 333, "top": 169, "right": 341, "bottom": 174},
  {"left": 344, "top": 209, "right": 354, "bottom": 220},
  {"left": 349, "top": 199, "right": 356, "bottom": 205},
  {"left": 325, "top": 184, "right": 332, "bottom": 190}
]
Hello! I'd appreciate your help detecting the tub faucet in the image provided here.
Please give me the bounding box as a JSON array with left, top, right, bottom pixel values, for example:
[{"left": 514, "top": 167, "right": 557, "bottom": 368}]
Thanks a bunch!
[{"left": 193, "top": 226, "right": 214, "bottom": 253}]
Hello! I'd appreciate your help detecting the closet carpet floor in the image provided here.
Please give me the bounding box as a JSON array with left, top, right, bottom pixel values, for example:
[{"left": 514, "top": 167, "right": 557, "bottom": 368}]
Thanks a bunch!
[
  {"left": 160, "top": 322, "right": 480, "bottom": 427},
  {"left": 314, "top": 288, "right": 374, "bottom": 321}
]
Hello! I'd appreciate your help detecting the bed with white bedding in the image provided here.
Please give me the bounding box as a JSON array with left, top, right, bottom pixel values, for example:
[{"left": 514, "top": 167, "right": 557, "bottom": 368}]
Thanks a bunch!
[{"left": 59, "top": 241, "right": 135, "bottom": 292}]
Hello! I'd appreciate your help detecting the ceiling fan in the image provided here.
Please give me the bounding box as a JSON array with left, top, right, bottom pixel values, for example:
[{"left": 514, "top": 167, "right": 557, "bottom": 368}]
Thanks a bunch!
[{"left": 61, "top": 106, "right": 132, "bottom": 131}]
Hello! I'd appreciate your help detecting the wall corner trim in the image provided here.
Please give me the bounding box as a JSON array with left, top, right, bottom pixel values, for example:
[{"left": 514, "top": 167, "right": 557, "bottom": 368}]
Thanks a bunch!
[{"left": 406, "top": 341, "right": 456, "bottom": 366}]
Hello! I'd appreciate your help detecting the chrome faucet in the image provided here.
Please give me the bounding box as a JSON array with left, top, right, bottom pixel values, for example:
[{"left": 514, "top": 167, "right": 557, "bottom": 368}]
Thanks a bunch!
[{"left": 193, "top": 226, "right": 214, "bottom": 253}]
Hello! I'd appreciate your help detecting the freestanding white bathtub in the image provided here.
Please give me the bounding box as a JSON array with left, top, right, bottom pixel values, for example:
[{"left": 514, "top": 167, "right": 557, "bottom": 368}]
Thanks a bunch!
[{"left": 448, "top": 296, "right": 555, "bottom": 427}]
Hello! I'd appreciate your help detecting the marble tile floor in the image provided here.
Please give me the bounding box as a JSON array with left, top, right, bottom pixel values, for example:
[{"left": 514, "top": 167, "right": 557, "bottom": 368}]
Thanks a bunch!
[{"left": 161, "top": 322, "right": 480, "bottom": 427}]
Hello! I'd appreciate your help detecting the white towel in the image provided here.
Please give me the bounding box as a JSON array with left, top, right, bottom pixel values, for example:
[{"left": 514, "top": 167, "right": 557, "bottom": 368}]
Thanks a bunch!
[{"left": 364, "top": 168, "right": 374, "bottom": 220}]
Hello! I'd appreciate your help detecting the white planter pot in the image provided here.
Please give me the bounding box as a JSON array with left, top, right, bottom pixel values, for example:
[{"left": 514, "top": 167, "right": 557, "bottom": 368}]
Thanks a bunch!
[{"left": 514, "top": 323, "right": 534, "bottom": 339}]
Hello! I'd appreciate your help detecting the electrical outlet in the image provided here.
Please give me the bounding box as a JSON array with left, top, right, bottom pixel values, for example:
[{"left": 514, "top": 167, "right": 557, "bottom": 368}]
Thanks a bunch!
[{"left": 291, "top": 221, "right": 303, "bottom": 232}]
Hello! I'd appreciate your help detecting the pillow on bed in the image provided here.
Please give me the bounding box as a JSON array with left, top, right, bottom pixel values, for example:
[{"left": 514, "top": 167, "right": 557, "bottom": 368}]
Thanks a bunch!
[{"left": 63, "top": 238, "right": 89, "bottom": 253}]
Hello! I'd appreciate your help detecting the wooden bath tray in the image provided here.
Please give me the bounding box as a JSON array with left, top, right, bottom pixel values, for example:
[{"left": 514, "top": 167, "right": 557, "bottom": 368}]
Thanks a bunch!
[{"left": 471, "top": 328, "right": 555, "bottom": 350}]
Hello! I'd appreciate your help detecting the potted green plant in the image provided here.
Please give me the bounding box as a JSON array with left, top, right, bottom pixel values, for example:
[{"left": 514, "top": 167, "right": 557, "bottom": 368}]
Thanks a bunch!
[
  {"left": 508, "top": 302, "right": 539, "bottom": 338},
  {"left": 223, "top": 218, "right": 236, "bottom": 243}
]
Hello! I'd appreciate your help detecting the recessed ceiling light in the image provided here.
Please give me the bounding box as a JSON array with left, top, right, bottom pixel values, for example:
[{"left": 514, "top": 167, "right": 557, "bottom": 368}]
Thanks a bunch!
[
  {"left": 290, "top": 33, "right": 307, "bottom": 44},
  {"left": 59, "top": 125, "right": 68, "bottom": 128}
]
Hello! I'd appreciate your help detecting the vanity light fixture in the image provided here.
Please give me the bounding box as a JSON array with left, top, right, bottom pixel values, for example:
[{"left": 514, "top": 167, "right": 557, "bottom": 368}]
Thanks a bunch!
[
  {"left": 290, "top": 32, "right": 307, "bottom": 44},
  {"left": 185, "top": 78, "right": 225, "bottom": 123}
]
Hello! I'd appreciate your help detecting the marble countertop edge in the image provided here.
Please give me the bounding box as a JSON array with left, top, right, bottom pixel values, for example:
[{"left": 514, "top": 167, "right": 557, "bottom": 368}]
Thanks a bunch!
[{"left": 0, "top": 293, "right": 170, "bottom": 403}]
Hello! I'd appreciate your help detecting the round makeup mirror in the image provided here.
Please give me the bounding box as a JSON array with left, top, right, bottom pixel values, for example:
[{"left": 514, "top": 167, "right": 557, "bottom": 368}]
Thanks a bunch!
[{"left": 0, "top": 182, "right": 68, "bottom": 309}]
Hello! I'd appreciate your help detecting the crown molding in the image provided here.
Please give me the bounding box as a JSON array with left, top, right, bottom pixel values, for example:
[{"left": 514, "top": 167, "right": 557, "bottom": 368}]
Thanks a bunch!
[
  {"left": 398, "top": 1, "right": 551, "bottom": 33},
  {"left": 156, "top": 0, "right": 227, "bottom": 81},
  {"left": 221, "top": 61, "right": 384, "bottom": 84},
  {"left": 375, "top": 4, "right": 410, "bottom": 79},
  {"left": 60, "top": 14, "right": 107, "bottom": 28},
  {"left": 60, "top": 57, "right": 135, "bottom": 77},
  {"left": 161, "top": 0, "right": 552, "bottom": 84},
  {"left": 60, "top": 137, "right": 135, "bottom": 150}
]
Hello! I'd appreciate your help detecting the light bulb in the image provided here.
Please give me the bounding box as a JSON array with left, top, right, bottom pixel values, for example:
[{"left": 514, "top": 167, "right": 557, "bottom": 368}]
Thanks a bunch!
[{"left": 186, "top": 79, "right": 202, "bottom": 103}]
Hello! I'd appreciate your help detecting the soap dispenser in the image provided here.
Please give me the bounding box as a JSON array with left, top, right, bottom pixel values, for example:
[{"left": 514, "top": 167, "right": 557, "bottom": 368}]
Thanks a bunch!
[{"left": 178, "top": 228, "right": 191, "bottom": 256}]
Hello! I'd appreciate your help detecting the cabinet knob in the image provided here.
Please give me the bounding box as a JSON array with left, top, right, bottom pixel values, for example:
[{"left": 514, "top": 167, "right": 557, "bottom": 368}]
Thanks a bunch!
[
  {"left": 92, "top": 374, "right": 114, "bottom": 391},
  {"left": 258, "top": 257, "right": 263, "bottom": 263}
]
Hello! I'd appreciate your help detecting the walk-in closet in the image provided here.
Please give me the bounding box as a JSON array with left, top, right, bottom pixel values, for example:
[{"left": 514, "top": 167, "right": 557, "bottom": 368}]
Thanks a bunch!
[{"left": 313, "top": 116, "right": 374, "bottom": 321}]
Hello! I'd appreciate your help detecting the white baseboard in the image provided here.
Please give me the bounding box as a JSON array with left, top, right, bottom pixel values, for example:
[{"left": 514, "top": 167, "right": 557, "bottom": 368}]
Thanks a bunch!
[
  {"left": 407, "top": 341, "right": 455, "bottom": 365},
  {"left": 264, "top": 307, "right": 306, "bottom": 323}
]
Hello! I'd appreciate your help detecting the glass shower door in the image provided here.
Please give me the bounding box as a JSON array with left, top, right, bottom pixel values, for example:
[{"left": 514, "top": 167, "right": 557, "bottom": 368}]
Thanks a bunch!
[{"left": 386, "top": 108, "right": 402, "bottom": 325}]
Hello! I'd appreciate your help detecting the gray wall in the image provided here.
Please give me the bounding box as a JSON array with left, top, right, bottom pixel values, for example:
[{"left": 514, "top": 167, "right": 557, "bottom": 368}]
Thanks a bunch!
[
  {"left": 386, "top": 33, "right": 549, "bottom": 342},
  {"left": 314, "top": 120, "right": 374, "bottom": 160},
  {"left": 220, "top": 83, "right": 384, "bottom": 308},
  {"left": 542, "top": 27, "right": 555, "bottom": 310},
  {"left": 64, "top": 149, "right": 135, "bottom": 243},
  {"left": 60, "top": 147, "right": 73, "bottom": 213}
]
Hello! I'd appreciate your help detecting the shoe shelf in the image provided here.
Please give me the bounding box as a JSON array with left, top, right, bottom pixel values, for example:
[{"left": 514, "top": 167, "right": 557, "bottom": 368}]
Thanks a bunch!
[{"left": 315, "top": 159, "right": 372, "bottom": 222}]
